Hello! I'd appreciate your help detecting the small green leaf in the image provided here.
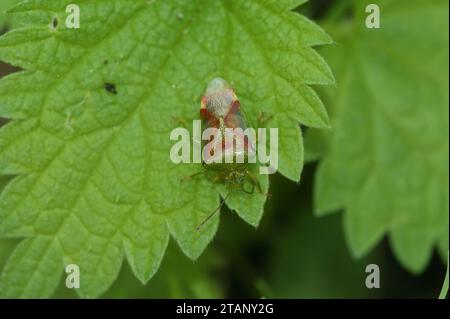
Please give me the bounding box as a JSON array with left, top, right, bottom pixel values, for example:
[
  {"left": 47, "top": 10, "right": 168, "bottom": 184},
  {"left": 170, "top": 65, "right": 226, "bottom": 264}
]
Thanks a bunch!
[{"left": 315, "top": 0, "right": 449, "bottom": 273}]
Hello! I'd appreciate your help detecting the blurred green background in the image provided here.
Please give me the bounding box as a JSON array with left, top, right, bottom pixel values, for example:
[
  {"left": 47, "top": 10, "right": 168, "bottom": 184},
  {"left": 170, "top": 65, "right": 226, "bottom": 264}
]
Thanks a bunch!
[{"left": 0, "top": 0, "right": 447, "bottom": 298}]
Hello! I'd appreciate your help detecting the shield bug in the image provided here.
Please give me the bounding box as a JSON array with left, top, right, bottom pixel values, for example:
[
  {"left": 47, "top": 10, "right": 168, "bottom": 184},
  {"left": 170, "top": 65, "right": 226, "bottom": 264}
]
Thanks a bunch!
[{"left": 193, "top": 77, "right": 265, "bottom": 230}]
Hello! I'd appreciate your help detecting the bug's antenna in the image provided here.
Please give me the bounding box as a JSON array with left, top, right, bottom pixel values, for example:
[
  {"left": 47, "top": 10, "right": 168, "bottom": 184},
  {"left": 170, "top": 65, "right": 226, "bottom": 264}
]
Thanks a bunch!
[{"left": 196, "top": 192, "right": 231, "bottom": 231}]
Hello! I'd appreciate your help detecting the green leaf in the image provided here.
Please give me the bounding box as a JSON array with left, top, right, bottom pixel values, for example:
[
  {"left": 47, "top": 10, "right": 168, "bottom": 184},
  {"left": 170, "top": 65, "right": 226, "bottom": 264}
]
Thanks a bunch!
[
  {"left": 101, "top": 243, "right": 223, "bottom": 299},
  {"left": 315, "top": 0, "right": 449, "bottom": 273},
  {"left": 47, "top": 241, "right": 223, "bottom": 298},
  {"left": 303, "top": 127, "right": 330, "bottom": 163},
  {"left": 0, "top": 0, "right": 21, "bottom": 29},
  {"left": 0, "top": 0, "right": 333, "bottom": 297},
  {"left": 268, "top": 207, "right": 383, "bottom": 298}
]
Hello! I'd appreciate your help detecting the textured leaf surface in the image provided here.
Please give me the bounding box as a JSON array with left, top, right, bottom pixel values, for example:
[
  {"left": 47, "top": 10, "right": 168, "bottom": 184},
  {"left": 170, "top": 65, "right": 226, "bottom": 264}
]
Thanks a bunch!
[
  {"left": 0, "top": 0, "right": 332, "bottom": 297},
  {"left": 315, "top": 0, "right": 449, "bottom": 273},
  {"left": 102, "top": 243, "right": 223, "bottom": 299},
  {"left": 0, "top": 0, "right": 20, "bottom": 28}
]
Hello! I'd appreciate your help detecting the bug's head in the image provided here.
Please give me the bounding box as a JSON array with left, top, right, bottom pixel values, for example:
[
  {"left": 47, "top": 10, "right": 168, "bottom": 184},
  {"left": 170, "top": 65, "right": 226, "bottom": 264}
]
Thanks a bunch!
[{"left": 201, "top": 77, "right": 238, "bottom": 118}]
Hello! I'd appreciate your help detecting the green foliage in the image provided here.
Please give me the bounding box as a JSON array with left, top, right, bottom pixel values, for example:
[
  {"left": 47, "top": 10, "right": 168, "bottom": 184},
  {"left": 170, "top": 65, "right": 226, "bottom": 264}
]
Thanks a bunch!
[
  {"left": 314, "top": 0, "right": 449, "bottom": 273},
  {"left": 49, "top": 242, "right": 223, "bottom": 299},
  {"left": 0, "top": 0, "right": 20, "bottom": 29},
  {"left": 268, "top": 204, "right": 380, "bottom": 298},
  {"left": 0, "top": 0, "right": 333, "bottom": 297},
  {"left": 104, "top": 243, "right": 223, "bottom": 299},
  {"left": 265, "top": 174, "right": 445, "bottom": 299}
]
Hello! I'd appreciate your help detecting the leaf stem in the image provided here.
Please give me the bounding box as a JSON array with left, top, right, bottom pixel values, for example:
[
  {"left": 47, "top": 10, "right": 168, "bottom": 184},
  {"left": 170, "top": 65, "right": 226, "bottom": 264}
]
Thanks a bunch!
[{"left": 439, "top": 253, "right": 449, "bottom": 299}]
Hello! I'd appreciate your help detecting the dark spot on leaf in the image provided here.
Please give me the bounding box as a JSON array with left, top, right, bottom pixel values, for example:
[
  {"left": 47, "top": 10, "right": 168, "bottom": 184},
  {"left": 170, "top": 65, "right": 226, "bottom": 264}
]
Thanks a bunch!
[
  {"left": 52, "top": 17, "right": 59, "bottom": 29},
  {"left": 104, "top": 82, "right": 117, "bottom": 94},
  {"left": 103, "top": 59, "right": 109, "bottom": 65}
]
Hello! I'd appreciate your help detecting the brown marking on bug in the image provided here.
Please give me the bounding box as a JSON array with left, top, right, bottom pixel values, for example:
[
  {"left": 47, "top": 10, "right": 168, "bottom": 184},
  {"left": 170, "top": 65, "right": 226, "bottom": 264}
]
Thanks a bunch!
[
  {"left": 224, "top": 100, "right": 243, "bottom": 128},
  {"left": 200, "top": 108, "right": 219, "bottom": 128}
]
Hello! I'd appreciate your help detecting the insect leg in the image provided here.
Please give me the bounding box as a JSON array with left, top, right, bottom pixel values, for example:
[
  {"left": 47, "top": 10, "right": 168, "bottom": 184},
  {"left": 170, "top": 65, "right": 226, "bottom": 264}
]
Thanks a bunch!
[
  {"left": 196, "top": 192, "right": 231, "bottom": 231},
  {"left": 245, "top": 170, "right": 271, "bottom": 197},
  {"left": 181, "top": 171, "right": 204, "bottom": 183},
  {"left": 257, "top": 111, "right": 274, "bottom": 127},
  {"left": 171, "top": 116, "right": 190, "bottom": 128},
  {"left": 241, "top": 179, "right": 255, "bottom": 194}
]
